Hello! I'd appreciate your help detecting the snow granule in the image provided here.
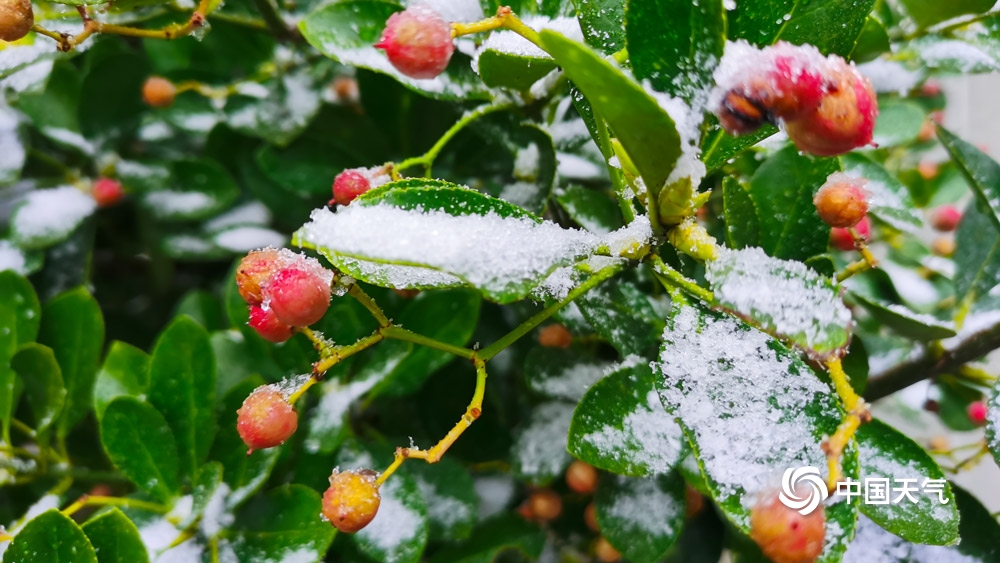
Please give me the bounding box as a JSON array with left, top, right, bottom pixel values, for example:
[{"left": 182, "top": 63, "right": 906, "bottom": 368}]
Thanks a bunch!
[{"left": 12, "top": 186, "right": 96, "bottom": 242}]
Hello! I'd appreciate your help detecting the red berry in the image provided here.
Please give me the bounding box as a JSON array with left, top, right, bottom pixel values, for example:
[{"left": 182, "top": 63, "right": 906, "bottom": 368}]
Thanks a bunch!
[
  {"left": 332, "top": 170, "right": 372, "bottom": 206},
  {"left": 322, "top": 469, "right": 381, "bottom": 533},
  {"left": 831, "top": 215, "right": 870, "bottom": 252},
  {"left": 765, "top": 46, "right": 827, "bottom": 121},
  {"left": 93, "top": 178, "right": 125, "bottom": 207},
  {"left": 263, "top": 268, "right": 331, "bottom": 327},
  {"left": 750, "top": 487, "right": 825, "bottom": 563},
  {"left": 565, "top": 460, "right": 598, "bottom": 494},
  {"left": 786, "top": 64, "right": 878, "bottom": 156},
  {"left": 236, "top": 386, "right": 298, "bottom": 453},
  {"left": 968, "top": 401, "right": 988, "bottom": 426},
  {"left": 374, "top": 6, "right": 455, "bottom": 79},
  {"left": 538, "top": 324, "right": 572, "bottom": 348},
  {"left": 528, "top": 489, "right": 562, "bottom": 521},
  {"left": 142, "top": 76, "right": 177, "bottom": 108},
  {"left": 237, "top": 248, "right": 282, "bottom": 306},
  {"left": 814, "top": 173, "right": 869, "bottom": 228},
  {"left": 248, "top": 305, "right": 295, "bottom": 343},
  {"left": 0, "top": 0, "right": 33, "bottom": 42},
  {"left": 930, "top": 205, "right": 962, "bottom": 232}
]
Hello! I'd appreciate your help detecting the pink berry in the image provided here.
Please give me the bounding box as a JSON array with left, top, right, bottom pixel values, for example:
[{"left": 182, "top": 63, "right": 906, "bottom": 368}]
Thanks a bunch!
[
  {"left": 263, "top": 268, "right": 331, "bottom": 327},
  {"left": 248, "top": 305, "right": 295, "bottom": 343},
  {"left": 930, "top": 205, "right": 962, "bottom": 232},
  {"left": 831, "top": 216, "right": 870, "bottom": 252},
  {"left": 786, "top": 63, "right": 878, "bottom": 156},
  {"left": 93, "top": 178, "right": 125, "bottom": 207},
  {"left": 237, "top": 249, "right": 282, "bottom": 306},
  {"left": 374, "top": 6, "right": 455, "bottom": 79},
  {"left": 236, "top": 386, "right": 298, "bottom": 453},
  {"left": 332, "top": 170, "right": 372, "bottom": 206},
  {"left": 814, "top": 173, "right": 869, "bottom": 228},
  {"left": 968, "top": 401, "right": 988, "bottom": 426}
]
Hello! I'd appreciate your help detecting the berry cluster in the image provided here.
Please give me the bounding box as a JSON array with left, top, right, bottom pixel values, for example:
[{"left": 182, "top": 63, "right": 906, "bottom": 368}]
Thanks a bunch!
[
  {"left": 236, "top": 248, "right": 335, "bottom": 343},
  {"left": 331, "top": 166, "right": 391, "bottom": 207},
  {"left": 713, "top": 41, "right": 877, "bottom": 156},
  {"left": 750, "top": 487, "right": 826, "bottom": 563},
  {"left": 374, "top": 6, "right": 455, "bottom": 80}
]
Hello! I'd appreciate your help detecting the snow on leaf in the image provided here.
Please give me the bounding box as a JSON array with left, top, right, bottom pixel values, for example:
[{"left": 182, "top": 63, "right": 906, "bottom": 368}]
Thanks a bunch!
[
  {"left": 11, "top": 186, "right": 96, "bottom": 250},
  {"left": 706, "top": 247, "right": 852, "bottom": 357},
  {"left": 596, "top": 473, "right": 685, "bottom": 562}
]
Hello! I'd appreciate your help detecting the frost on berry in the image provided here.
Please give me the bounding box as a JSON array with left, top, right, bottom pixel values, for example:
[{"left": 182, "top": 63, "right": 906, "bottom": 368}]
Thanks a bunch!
[
  {"left": 374, "top": 6, "right": 456, "bottom": 80},
  {"left": 813, "top": 172, "right": 870, "bottom": 228},
  {"left": 331, "top": 167, "right": 389, "bottom": 207},
  {"left": 538, "top": 323, "right": 572, "bottom": 348},
  {"left": 142, "top": 76, "right": 178, "bottom": 108},
  {"left": 968, "top": 401, "right": 988, "bottom": 425},
  {"left": 749, "top": 487, "right": 825, "bottom": 563},
  {"left": 236, "top": 385, "right": 298, "bottom": 453},
  {"left": 263, "top": 267, "right": 332, "bottom": 327},
  {"left": 930, "top": 205, "right": 962, "bottom": 232},
  {"left": 237, "top": 248, "right": 282, "bottom": 306},
  {"left": 93, "top": 178, "right": 125, "bottom": 208},
  {"left": 248, "top": 305, "right": 294, "bottom": 343},
  {"left": 0, "top": 0, "right": 33, "bottom": 42},
  {"left": 785, "top": 63, "right": 878, "bottom": 156},
  {"left": 830, "top": 216, "right": 870, "bottom": 252},
  {"left": 322, "top": 469, "right": 381, "bottom": 533},
  {"left": 565, "top": 460, "right": 598, "bottom": 494}
]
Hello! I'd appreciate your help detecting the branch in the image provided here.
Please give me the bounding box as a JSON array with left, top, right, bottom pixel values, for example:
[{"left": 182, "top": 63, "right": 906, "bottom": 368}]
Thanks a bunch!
[{"left": 865, "top": 319, "right": 1000, "bottom": 401}]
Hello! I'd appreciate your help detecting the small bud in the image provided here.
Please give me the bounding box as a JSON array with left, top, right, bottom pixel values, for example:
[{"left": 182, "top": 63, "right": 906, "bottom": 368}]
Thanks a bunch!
[
  {"left": 264, "top": 268, "right": 332, "bottom": 327},
  {"left": 528, "top": 489, "right": 562, "bottom": 521},
  {"left": 565, "top": 460, "right": 598, "bottom": 495},
  {"left": 814, "top": 173, "right": 869, "bottom": 228},
  {"left": 374, "top": 6, "right": 455, "bottom": 79},
  {"left": 237, "top": 249, "right": 282, "bottom": 306},
  {"left": 538, "top": 324, "right": 572, "bottom": 348},
  {"left": 142, "top": 76, "right": 177, "bottom": 108},
  {"left": 930, "top": 205, "right": 962, "bottom": 232},
  {"left": 248, "top": 305, "right": 295, "bottom": 343},
  {"left": 322, "top": 469, "right": 381, "bottom": 533},
  {"left": 594, "top": 537, "right": 621, "bottom": 562},
  {"left": 785, "top": 64, "right": 878, "bottom": 156},
  {"left": 750, "top": 487, "right": 825, "bottom": 563},
  {"left": 968, "top": 401, "right": 988, "bottom": 426},
  {"left": 236, "top": 386, "right": 298, "bottom": 452},
  {"left": 0, "top": 0, "right": 33, "bottom": 42},
  {"left": 93, "top": 178, "right": 125, "bottom": 207}
]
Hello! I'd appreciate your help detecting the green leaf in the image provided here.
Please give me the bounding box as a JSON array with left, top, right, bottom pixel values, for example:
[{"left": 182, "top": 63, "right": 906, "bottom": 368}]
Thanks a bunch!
[
  {"left": 147, "top": 315, "right": 216, "bottom": 482},
  {"left": 512, "top": 401, "right": 575, "bottom": 485},
  {"left": 596, "top": 472, "right": 686, "bottom": 562},
  {"left": 228, "top": 485, "right": 336, "bottom": 562},
  {"left": 850, "top": 293, "right": 956, "bottom": 340},
  {"left": 539, "top": 29, "right": 682, "bottom": 201},
  {"left": 841, "top": 153, "right": 922, "bottom": 233},
  {"left": 294, "top": 181, "right": 601, "bottom": 303},
  {"left": 706, "top": 247, "right": 852, "bottom": 356},
  {"left": 81, "top": 508, "right": 150, "bottom": 563},
  {"left": 575, "top": 276, "right": 664, "bottom": 357},
  {"left": 174, "top": 290, "right": 225, "bottom": 333},
  {"left": 556, "top": 186, "right": 624, "bottom": 234},
  {"left": 255, "top": 139, "right": 355, "bottom": 202},
  {"left": 475, "top": 50, "right": 557, "bottom": 91},
  {"left": 495, "top": 123, "right": 557, "bottom": 215},
  {"left": 299, "top": 0, "right": 488, "bottom": 101},
  {"left": 0, "top": 271, "right": 40, "bottom": 441},
  {"left": 139, "top": 159, "right": 241, "bottom": 222},
  {"left": 10, "top": 187, "right": 96, "bottom": 250},
  {"left": 729, "top": 0, "right": 876, "bottom": 56},
  {"left": 850, "top": 17, "right": 891, "bottom": 63},
  {"left": 1, "top": 509, "right": 98, "bottom": 563},
  {"left": 572, "top": 0, "right": 625, "bottom": 54},
  {"left": 626, "top": 0, "right": 725, "bottom": 105},
  {"left": 938, "top": 125, "right": 1000, "bottom": 230},
  {"left": 871, "top": 98, "right": 925, "bottom": 148},
  {"left": 100, "top": 396, "right": 180, "bottom": 502},
  {"left": 955, "top": 202, "right": 1000, "bottom": 307},
  {"left": 183, "top": 462, "right": 225, "bottom": 530},
  {"left": 749, "top": 145, "right": 840, "bottom": 261},
  {"left": 210, "top": 378, "right": 280, "bottom": 508},
  {"left": 11, "top": 343, "right": 66, "bottom": 438},
  {"left": 427, "top": 514, "right": 545, "bottom": 563},
  {"left": 372, "top": 289, "right": 480, "bottom": 397},
  {"left": 569, "top": 363, "right": 683, "bottom": 477},
  {"left": 908, "top": 36, "right": 1000, "bottom": 74},
  {"left": 701, "top": 124, "right": 778, "bottom": 172},
  {"left": 653, "top": 302, "right": 858, "bottom": 561},
  {"left": 94, "top": 341, "right": 150, "bottom": 421},
  {"left": 722, "top": 176, "right": 760, "bottom": 249},
  {"left": 898, "top": 0, "right": 995, "bottom": 28},
  {"left": 855, "top": 419, "right": 958, "bottom": 545},
  {"left": 407, "top": 458, "right": 479, "bottom": 542},
  {"left": 37, "top": 286, "right": 104, "bottom": 437}
]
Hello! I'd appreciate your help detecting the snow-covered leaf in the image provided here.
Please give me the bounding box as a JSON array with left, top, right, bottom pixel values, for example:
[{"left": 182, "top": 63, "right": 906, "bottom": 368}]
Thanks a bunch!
[
  {"left": 573, "top": 0, "right": 624, "bottom": 54},
  {"left": 10, "top": 186, "right": 95, "bottom": 250},
  {"left": 653, "top": 302, "right": 858, "bottom": 561},
  {"left": 908, "top": 36, "right": 1000, "bottom": 74},
  {"left": 140, "top": 159, "right": 240, "bottom": 222},
  {"left": 841, "top": 153, "right": 922, "bottom": 233},
  {"left": 524, "top": 347, "right": 611, "bottom": 402},
  {"left": 850, "top": 293, "right": 956, "bottom": 341},
  {"left": 512, "top": 401, "right": 574, "bottom": 485},
  {"left": 871, "top": 98, "right": 925, "bottom": 148},
  {"left": 408, "top": 459, "right": 478, "bottom": 542},
  {"left": 706, "top": 247, "right": 853, "bottom": 356},
  {"left": 855, "top": 419, "right": 958, "bottom": 545},
  {"left": 596, "top": 472, "right": 685, "bottom": 562},
  {"left": 224, "top": 71, "right": 322, "bottom": 147},
  {"left": 575, "top": 276, "right": 663, "bottom": 356},
  {"left": 568, "top": 362, "right": 684, "bottom": 476},
  {"left": 898, "top": 0, "right": 995, "bottom": 28}
]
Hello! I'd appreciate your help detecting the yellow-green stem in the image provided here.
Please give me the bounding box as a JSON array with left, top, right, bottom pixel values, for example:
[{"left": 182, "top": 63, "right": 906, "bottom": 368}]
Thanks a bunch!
[{"left": 62, "top": 495, "right": 170, "bottom": 518}]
